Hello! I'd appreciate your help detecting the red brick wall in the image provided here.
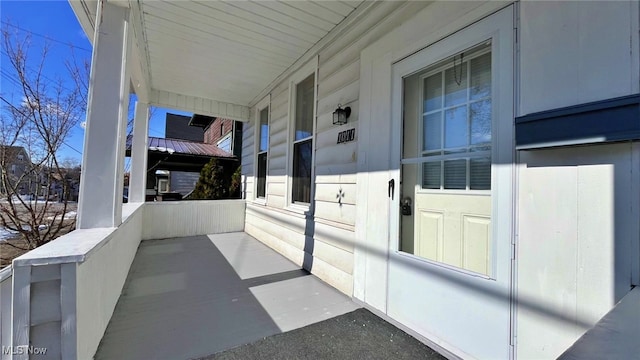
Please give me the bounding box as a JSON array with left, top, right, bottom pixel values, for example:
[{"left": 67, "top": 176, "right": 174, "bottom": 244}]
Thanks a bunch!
[{"left": 204, "top": 118, "right": 234, "bottom": 145}]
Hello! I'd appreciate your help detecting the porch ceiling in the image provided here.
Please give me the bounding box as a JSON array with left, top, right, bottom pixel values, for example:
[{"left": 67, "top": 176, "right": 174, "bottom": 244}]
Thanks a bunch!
[{"left": 72, "top": 0, "right": 364, "bottom": 109}]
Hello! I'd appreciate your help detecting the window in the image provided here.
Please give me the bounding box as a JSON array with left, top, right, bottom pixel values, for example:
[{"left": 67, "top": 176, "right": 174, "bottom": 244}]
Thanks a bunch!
[
  {"left": 158, "top": 179, "right": 169, "bottom": 193},
  {"left": 292, "top": 74, "right": 315, "bottom": 204},
  {"left": 10, "top": 165, "right": 16, "bottom": 175},
  {"left": 256, "top": 106, "right": 269, "bottom": 199},
  {"left": 420, "top": 45, "right": 491, "bottom": 191},
  {"left": 217, "top": 133, "right": 232, "bottom": 153}
]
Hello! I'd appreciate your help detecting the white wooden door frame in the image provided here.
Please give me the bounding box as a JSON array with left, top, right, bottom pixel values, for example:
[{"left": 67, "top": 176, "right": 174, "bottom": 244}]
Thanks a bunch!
[
  {"left": 354, "top": 0, "right": 511, "bottom": 310},
  {"left": 354, "top": 3, "right": 515, "bottom": 359},
  {"left": 388, "top": 8, "right": 515, "bottom": 358}
]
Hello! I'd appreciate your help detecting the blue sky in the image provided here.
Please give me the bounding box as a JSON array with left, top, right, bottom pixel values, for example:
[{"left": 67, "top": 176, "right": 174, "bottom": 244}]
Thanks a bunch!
[{"left": 0, "top": 1, "right": 188, "bottom": 164}]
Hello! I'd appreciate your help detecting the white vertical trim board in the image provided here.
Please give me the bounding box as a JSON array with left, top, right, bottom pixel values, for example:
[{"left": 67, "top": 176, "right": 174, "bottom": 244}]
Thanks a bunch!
[
  {"left": 60, "top": 263, "right": 78, "bottom": 360},
  {"left": 633, "top": 141, "right": 640, "bottom": 286},
  {"left": 129, "top": 101, "right": 150, "bottom": 203},
  {"left": 11, "top": 265, "right": 30, "bottom": 360},
  {"left": 0, "top": 266, "right": 12, "bottom": 360}
]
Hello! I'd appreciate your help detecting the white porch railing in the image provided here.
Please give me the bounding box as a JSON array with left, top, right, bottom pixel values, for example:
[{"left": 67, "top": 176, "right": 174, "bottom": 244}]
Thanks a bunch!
[
  {"left": 4, "top": 200, "right": 245, "bottom": 359},
  {"left": 1, "top": 265, "right": 12, "bottom": 360},
  {"left": 143, "top": 200, "right": 246, "bottom": 240}
]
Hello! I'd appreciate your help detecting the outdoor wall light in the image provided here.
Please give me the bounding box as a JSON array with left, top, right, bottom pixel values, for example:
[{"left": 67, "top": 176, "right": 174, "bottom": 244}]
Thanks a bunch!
[{"left": 332, "top": 105, "right": 351, "bottom": 126}]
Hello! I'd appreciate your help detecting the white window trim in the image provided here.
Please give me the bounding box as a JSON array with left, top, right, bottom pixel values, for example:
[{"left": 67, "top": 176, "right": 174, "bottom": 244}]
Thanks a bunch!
[
  {"left": 286, "top": 56, "right": 319, "bottom": 213},
  {"left": 254, "top": 94, "right": 270, "bottom": 204}
]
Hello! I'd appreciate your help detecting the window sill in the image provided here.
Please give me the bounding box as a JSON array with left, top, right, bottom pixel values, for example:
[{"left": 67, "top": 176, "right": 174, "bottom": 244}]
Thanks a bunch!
[
  {"left": 286, "top": 203, "right": 310, "bottom": 216},
  {"left": 253, "top": 198, "right": 267, "bottom": 206}
]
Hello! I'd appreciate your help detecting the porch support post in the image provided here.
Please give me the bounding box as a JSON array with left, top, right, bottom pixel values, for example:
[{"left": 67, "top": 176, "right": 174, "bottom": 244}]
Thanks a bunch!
[
  {"left": 129, "top": 101, "right": 149, "bottom": 203},
  {"left": 77, "top": 0, "right": 131, "bottom": 229}
]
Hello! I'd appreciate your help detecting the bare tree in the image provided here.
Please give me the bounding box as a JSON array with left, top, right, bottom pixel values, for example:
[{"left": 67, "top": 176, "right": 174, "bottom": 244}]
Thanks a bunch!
[{"left": 0, "top": 24, "right": 87, "bottom": 257}]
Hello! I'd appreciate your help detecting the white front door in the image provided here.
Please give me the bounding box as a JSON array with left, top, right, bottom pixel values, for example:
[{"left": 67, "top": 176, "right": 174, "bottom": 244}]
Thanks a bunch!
[{"left": 387, "top": 9, "right": 514, "bottom": 359}]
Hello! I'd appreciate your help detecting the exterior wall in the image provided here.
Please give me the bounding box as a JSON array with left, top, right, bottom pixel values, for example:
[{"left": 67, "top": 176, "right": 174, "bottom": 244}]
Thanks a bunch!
[
  {"left": 204, "top": 118, "right": 234, "bottom": 145},
  {"left": 515, "top": 1, "right": 640, "bottom": 359},
  {"left": 517, "top": 143, "right": 640, "bottom": 359},
  {"left": 519, "top": 1, "right": 639, "bottom": 115},
  {"left": 241, "top": 0, "right": 640, "bottom": 358},
  {"left": 242, "top": 1, "right": 433, "bottom": 296}
]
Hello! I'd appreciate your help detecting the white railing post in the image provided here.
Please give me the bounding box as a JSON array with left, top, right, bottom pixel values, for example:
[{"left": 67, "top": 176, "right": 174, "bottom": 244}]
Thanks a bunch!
[
  {"left": 129, "top": 101, "right": 149, "bottom": 203},
  {"left": 77, "top": 0, "right": 131, "bottom": 229}
]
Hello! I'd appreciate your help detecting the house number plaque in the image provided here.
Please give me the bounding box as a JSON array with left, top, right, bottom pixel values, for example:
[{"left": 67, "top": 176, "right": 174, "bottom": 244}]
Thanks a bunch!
[{"left": 337, "top": 128, "right": 355, "bottom": 144}]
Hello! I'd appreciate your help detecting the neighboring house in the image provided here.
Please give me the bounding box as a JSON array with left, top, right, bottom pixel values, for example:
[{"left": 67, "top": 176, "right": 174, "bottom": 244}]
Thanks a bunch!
[
  {"left": 48, "top": 167, "right": 81, "bottom": 202},
  {"left": 125, "top": 133, "right": 236, "bottom": 200},
  {"left": 190, "top": 115, "right": 243, "bottom": 158},
  {"left": 0, "top": 145, "right": 35, "bottom": 196},
  {"left": 5, "top": 2, "right": 639, "bottom": 360}
]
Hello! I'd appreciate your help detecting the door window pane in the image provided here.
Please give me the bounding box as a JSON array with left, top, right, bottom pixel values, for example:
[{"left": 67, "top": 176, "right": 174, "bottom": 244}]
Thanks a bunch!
[
  {"left": 444, "top": 106, "right": 468, "bottom": 149},
  {"left": 423, "top": 73, "right": 442, "bottom": 112},
  {"left": 470, "top": 100, "right": 491, "bottom": 145},
  {"left": 423, "top": 112, "right": 441, "bottom": 151},
  {"left": 470, "top": 53, "right": 491, "bottom": 100},
  {"left": 422, "top": 161, "right": 441, "bottom": 189},
  {"left": 443, "top": 159, "right": 466, "bottom": 189},
  {"left": 470, "top": 157, "right": 491, "bottom": 190},
  {"left": 444, "top": 60, "right": 467, "bottom": 107}
]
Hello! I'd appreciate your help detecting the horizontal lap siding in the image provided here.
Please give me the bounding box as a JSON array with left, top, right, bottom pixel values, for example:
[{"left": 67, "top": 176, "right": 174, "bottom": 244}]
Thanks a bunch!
[{"left": 243, "top": 1, "right": 426, "bottom": 296}]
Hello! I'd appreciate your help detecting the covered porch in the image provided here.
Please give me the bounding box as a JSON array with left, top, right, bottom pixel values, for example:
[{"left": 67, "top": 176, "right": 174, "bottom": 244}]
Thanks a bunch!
[{"left": 95, "top": 231, "right": 358, "bottom": 360}]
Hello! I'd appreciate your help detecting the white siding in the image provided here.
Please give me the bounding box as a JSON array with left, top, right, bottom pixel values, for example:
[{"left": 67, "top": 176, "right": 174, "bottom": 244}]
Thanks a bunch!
[
  {"left": 517, "top": 143, "right": 639, "bottom": 359},
  {"left": 242, "top": 1, "right": 431, "bottom": 295},
  {"left": 519, "top": 1, "right": 640, "bottom": 116}
]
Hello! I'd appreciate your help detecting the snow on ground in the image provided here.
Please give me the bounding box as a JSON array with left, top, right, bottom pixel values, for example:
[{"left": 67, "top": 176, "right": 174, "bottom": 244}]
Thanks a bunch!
[
  {"left": 0, "top": 227, "right": 18, "bottom": 242},
  {"left": 45, "top": 211, "right": 77, "bottom": 221}
]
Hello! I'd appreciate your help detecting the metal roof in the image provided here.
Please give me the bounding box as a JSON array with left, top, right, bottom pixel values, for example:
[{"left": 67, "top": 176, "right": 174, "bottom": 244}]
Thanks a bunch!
[
  {"left": 148, "top": 137, "right": 234, "bottom": 158},
  {"left": 129, "top": 136, "right": 234, "bottom": 158}
]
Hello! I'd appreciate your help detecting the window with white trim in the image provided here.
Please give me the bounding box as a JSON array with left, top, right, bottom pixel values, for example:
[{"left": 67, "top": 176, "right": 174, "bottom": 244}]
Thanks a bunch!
[
  {"left": 292, "top": 74, "right": 315, "bottom": 204},
  {"left": 256, "top": 106, "right": 269, "bottom": 199}
]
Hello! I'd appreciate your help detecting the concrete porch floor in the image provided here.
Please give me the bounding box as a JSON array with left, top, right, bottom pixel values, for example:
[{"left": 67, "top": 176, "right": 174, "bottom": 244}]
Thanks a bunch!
[{"left": 95, "top": 232, "right": 360, "bottom": 360}]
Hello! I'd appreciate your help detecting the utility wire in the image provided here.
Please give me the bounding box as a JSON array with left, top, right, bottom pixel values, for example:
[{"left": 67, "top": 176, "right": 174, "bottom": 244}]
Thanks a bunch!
[
  {"left": 1, "top": 21, "right": 92, "bottom": 53},
  {"left": 62, "top": 141, "right": 82, "bottom": 155},
  {"left": 1, "top": 50, "right": 85, "bottom": 95}
]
